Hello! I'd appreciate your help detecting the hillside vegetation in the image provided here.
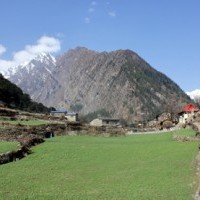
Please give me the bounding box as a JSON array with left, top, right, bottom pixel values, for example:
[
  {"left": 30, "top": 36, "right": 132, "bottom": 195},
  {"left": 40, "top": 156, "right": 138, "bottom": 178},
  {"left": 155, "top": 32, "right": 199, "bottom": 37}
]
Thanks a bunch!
[{"left": 0, "top": 74, "right": 53, "bottom": 113}]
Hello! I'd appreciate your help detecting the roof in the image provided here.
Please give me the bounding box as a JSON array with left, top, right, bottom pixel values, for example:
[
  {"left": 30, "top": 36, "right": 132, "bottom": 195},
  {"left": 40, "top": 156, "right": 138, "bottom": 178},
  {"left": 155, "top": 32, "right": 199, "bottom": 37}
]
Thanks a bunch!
[
  {"left": 50, "top": 110, "right": 67, "bottom": 114},
  {"left": 66, "top": 113, "right": 78, "bottom": 116},
  {"left": 179, "top": 104, "right": 199, "bottom": 114}
]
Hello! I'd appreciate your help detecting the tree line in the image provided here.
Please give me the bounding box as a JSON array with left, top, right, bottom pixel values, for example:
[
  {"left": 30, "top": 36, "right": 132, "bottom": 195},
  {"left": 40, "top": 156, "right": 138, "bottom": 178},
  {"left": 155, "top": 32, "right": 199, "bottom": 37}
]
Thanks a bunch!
[{"left": 0, "top": 74, "right": 54, "bottom": 113}]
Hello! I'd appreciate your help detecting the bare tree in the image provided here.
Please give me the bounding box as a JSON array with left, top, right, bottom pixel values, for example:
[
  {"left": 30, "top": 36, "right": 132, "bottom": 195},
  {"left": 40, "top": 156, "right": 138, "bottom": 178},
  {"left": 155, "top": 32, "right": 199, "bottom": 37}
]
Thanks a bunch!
[{"left": 193, "top": 96, "right": 200, "bottom": 107}]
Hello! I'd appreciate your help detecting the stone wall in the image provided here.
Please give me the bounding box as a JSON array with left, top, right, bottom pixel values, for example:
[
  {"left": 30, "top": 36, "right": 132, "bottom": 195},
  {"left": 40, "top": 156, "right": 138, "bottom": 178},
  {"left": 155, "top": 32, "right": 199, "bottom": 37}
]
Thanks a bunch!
[{"left": 0, "top": 136, "right": 44, "bottom": 165}]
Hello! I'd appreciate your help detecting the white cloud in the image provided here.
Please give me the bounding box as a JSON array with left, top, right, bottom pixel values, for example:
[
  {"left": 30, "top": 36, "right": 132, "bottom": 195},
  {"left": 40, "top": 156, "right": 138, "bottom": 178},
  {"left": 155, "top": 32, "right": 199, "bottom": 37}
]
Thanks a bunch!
[
  {"left": 91, "top": 1, "right": 97, "bottom": 6},
  {"left": 84, "top": 17, "right": 91, "bottom": 24},
  {"left": 0, "top": 36, "right": 61, "bottom": 73},
  {"left": 108, "top": 11, "right": 116, "bottom": 17},
  {"left": 84, "top": 1, "right": 117, "bottom": 24},
  {"left": 0, "top": 44, "right": 6, "bottom": 56},
  {"left": 186, "top": 89, "right": 200, "bottom": 100}
]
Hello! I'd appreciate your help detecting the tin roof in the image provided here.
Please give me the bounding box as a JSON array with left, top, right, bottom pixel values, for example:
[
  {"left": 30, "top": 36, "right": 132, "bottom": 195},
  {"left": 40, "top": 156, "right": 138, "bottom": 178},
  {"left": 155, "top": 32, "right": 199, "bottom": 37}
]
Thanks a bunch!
[{"left": 50, "top": 110, "right": 67, "bottom": 114}]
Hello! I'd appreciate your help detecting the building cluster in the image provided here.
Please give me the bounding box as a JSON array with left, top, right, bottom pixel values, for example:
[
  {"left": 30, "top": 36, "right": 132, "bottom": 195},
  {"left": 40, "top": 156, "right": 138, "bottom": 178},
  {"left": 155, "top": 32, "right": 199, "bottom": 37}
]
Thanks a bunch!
[{"left": 50, "top": 110, "right": 78, "bottom": 122}]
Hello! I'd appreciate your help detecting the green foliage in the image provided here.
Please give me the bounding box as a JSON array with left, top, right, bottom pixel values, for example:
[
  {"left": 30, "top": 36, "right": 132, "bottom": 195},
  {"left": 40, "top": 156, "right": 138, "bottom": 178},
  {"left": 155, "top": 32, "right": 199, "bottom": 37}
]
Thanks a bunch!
[
  {"left": 0, "top": 74, "right": 53, "bottom": 113},
  {"left": 85, "top": 108, "right": 111, "bottom": 122},
  {"left": 0, "top": 74, "right": 23, "bottom": 107},
  {"left": 70, "top": 103, "right": 83, "bottom": 112},
  {"left": 173, "top": 128, "right": 196, "bottom": 137},
  {"left": 129, "top": 107, "right": 134, "bottom": 114},
  {"left": 120, "top": 60, "right": 192, "bottom": 122},
  {"left": 0, "top": 132, "right": 198, "bottom": 199}
]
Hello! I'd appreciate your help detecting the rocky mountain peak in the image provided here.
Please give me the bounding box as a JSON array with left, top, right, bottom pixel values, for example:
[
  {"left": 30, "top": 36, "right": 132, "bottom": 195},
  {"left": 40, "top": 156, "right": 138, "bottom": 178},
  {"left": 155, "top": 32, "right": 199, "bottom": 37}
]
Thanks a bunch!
[
  {"left": 3, "top": 52, "right": 56, "bottom": 79},
  {"left": 5, "top": 47, "right": 191, "bottom": 122},
  {"left": 34, "top": 52, "right": 56, "bottom": 64}
]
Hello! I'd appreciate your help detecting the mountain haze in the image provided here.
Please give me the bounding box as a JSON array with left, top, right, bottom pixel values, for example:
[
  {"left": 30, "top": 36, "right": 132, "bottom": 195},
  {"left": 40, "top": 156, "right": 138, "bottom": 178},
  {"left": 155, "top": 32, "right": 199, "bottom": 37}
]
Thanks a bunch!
[{"left": 6, "top": 47, "right": 191, "bottom": 122}]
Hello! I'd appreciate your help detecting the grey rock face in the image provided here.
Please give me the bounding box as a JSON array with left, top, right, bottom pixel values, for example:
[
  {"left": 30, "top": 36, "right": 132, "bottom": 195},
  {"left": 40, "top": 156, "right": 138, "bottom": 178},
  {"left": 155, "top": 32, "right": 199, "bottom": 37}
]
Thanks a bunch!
[{"left": 8, "top": 47, "right": 191, "bottom": 122}]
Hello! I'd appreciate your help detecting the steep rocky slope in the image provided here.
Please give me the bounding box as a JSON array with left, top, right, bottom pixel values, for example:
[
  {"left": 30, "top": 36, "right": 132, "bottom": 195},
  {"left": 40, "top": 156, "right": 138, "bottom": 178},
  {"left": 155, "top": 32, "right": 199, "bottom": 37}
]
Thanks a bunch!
[{"left": 7, "top": 47, "right": 191, "bottom": 122}]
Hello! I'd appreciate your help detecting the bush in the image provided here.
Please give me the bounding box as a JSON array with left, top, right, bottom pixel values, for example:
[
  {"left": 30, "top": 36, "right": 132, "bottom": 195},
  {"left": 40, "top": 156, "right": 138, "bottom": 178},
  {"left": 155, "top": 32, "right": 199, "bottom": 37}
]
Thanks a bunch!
[{"left": 84, "top": 109, "right": 111, "bottom": 122}]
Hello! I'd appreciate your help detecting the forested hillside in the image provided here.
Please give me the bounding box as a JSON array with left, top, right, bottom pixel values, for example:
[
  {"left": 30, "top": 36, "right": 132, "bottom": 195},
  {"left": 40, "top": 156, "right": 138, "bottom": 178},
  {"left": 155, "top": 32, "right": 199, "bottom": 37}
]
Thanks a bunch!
[{"left": 0, "top": 74, "right": 53, "bottom": 113}]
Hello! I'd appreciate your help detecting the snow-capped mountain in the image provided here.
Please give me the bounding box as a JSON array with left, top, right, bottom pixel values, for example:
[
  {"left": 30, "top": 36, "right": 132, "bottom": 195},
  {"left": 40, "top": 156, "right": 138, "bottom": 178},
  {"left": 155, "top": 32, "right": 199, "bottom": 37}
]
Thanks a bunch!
[
  {"left": 8, "top": 53, "right": 58, "bottom": 101},
  {"left": 3, "top": 53, "right": 56, "bottom": 79},
  {"left": 186, "top": 89, "right": 200, "bottom": 102}
]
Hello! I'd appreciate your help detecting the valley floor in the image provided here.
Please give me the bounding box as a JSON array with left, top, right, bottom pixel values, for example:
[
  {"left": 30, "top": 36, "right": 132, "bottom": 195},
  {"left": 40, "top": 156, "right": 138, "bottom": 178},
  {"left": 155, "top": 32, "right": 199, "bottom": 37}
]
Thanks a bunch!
[{"left": 0, "top": 129, "right": 199, "bottom": 200}]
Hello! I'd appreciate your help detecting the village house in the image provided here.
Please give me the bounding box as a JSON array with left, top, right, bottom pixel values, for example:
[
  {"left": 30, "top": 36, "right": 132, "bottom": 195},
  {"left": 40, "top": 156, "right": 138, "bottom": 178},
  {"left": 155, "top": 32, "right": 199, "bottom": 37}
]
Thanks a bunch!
[
  {"left": 90, "top": 118, "right": 120, "bottom": 127},
  {"left": 50, "top": 110, "right": 67, "bottom": 118},
  {"left": 50, "top": 110, "right": 78, "bottom": 122},
  {"left": 65, "top": 113, "right": 78, "bottom": 122},
  {"left": 178, "top": 104, "right": 199, "bottom": 124}
]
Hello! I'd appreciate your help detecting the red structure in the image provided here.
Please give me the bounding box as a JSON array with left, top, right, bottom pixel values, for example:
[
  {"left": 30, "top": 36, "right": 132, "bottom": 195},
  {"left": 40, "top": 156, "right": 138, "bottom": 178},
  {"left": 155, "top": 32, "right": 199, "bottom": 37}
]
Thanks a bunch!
[
  {"left": 178, "top": 104, "right": 199, "bottom": 124},
  {"left": 181, "top": 104, "right": 199, "bottom": 113}
]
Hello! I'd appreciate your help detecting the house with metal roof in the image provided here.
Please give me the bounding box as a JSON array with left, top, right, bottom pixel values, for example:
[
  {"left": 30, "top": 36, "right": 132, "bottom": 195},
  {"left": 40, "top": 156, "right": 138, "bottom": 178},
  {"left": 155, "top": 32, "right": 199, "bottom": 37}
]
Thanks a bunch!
[
  {"left": 50, "top": 110, "right": 67, "bottom": 117},
  {"left": 65, "top": 113, "right": 78, "bottom": 122}
]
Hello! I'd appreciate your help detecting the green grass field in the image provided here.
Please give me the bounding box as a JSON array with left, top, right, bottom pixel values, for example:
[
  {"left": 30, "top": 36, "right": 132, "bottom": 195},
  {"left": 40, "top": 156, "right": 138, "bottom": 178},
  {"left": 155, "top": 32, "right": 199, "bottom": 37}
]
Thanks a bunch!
[
  {"left": 0, "top": 141, "right": 19, "bottom": 153},
  {"left": 0, "top": 130, "right": 198, "bottom": 199},
  {"left": 0, "top": 119, "right": 64, "bottom": 126},
  {"left": 172, "top": 127, "right": 197, "bottom": 137}
]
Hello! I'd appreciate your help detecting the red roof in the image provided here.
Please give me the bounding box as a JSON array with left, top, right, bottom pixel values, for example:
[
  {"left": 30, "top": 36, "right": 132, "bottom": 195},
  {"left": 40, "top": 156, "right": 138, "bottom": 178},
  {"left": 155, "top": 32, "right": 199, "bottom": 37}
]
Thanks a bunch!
[{"left": 182, "top": 104, "right": 199, "bottom": 113}]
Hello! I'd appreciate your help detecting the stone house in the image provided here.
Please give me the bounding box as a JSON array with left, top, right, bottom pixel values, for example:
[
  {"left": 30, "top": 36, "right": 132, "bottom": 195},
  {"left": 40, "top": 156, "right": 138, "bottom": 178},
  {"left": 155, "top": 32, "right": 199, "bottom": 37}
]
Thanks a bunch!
[
  {"left": 65, "top": 113, "right": 78, "bottom": 122},
  {"left": 90, "top": 118, "right": 120, "bottom": 127},
  {"left": 50, "top": 110, "right": 67, "bottom": 118}
]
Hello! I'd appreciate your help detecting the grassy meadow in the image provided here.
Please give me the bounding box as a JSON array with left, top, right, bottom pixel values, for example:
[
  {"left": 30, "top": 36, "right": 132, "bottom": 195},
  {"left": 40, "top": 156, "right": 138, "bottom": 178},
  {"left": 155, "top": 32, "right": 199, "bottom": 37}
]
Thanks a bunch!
[
  {"left": 0, "top": 141, "right": 18, "bottom": 153},
  {"left": 0, "top": 129, "right": 199, "bottom": 199},
  {"left": 173, "top": 128, "right": 197, "bottom": 137},
  {"left": 0, "top": 119, "right": 50, "bottom": 126}
]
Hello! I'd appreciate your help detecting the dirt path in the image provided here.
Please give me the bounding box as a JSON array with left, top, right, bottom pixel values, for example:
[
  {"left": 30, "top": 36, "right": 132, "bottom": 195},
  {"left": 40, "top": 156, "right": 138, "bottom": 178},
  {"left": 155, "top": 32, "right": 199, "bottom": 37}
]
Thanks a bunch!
[{"left": 127, "top": 128, "right": 176, "bottom": 135}]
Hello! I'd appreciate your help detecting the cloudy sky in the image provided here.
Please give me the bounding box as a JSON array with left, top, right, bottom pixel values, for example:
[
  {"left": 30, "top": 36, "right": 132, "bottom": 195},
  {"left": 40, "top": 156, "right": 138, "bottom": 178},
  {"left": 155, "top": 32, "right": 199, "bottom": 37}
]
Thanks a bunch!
[{"left": 0, "top": 0, "right": 200, "bottom": 92}]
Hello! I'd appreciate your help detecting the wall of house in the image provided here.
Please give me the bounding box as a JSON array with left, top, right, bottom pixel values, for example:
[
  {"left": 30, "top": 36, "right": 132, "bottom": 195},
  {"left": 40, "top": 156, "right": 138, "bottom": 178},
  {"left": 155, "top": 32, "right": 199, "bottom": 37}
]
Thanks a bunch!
[
  {"left": 90, "top": 118, "right": 103, "bottom": 126},
  {"left": 179, "top": 112, "right": 195, "bottom": 124},
  {"left": 50, "top": 113, "right": 66, "bottom": 117},
  {"left": 66, "top": 115, "right": 77, "bottom": 122}
]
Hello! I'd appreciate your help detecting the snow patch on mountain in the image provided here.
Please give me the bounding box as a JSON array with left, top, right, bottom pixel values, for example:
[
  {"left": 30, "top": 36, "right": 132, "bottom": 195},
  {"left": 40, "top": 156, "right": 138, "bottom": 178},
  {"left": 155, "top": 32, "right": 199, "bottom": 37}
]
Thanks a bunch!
[
  {"left": 2, "top": 53, "right": 56, "bottom": 78},
  {"left": 186, "top": 89, "right": 200, "bottom": 100}
]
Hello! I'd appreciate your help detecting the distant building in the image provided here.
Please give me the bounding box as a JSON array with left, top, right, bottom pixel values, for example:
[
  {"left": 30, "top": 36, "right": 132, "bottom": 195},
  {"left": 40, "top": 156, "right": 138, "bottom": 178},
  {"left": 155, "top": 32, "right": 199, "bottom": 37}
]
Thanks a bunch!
[
  {"left": 90, "top": 118, "right": 120, "bottom": 127},
  {"left": 50, "top": 110, "right": 67, "bottom": 117},
  {"left": 50, "top": 110, "right": 79, "bottom": 121},
  {"left": 65, "top": 113, "right": 78, "bottom": 122},
  {"left": 178, "top": 104, "right": 199, "bottom": 124}
]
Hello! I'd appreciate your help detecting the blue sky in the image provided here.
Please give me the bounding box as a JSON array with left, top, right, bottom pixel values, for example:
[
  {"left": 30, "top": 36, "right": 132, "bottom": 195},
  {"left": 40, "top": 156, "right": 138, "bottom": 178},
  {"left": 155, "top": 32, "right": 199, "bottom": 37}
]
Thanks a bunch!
[{"left": 0, "top": 0, "right": 199, "bottom": 92}]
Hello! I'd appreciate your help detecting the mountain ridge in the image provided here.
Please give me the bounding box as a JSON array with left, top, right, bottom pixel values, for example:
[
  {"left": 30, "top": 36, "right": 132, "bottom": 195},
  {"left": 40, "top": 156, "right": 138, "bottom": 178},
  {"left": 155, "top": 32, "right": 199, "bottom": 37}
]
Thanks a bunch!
[{"left": 3, "top": 47, "right": 192, "bottom": 122}]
